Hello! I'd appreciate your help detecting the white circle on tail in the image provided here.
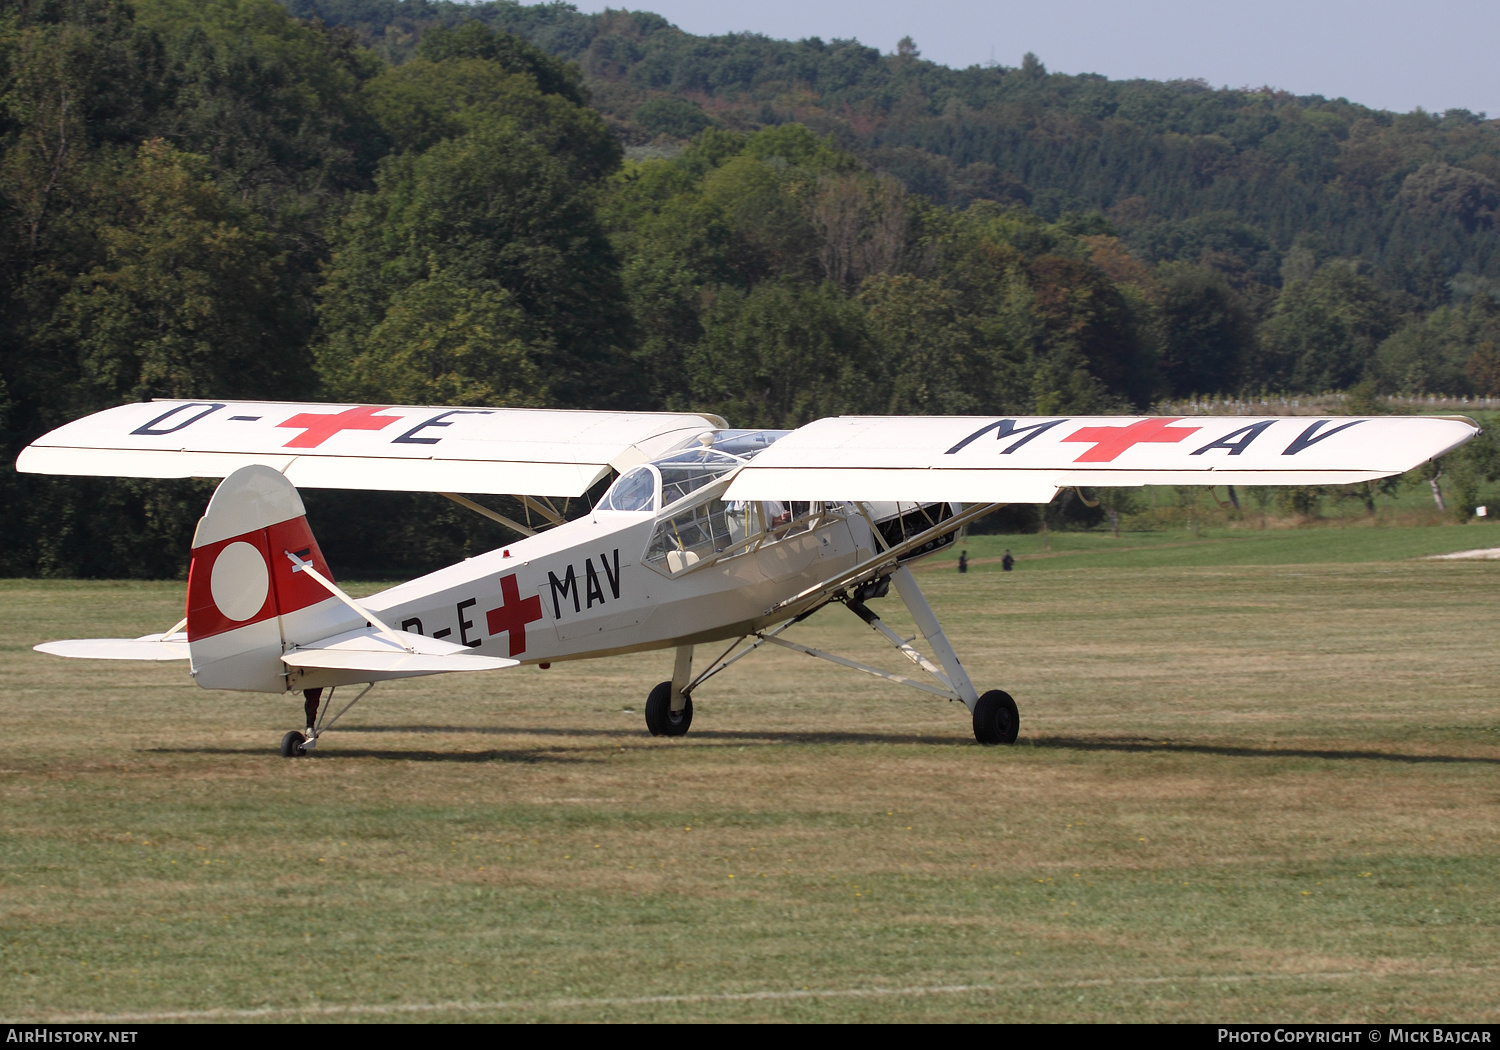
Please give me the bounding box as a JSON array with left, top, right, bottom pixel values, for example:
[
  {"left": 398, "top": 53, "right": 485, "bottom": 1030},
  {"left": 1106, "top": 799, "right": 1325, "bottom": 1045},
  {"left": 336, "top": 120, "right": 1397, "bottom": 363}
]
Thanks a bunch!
[{"left": 210, "top": 541, "right": 270, "bottom": 622}]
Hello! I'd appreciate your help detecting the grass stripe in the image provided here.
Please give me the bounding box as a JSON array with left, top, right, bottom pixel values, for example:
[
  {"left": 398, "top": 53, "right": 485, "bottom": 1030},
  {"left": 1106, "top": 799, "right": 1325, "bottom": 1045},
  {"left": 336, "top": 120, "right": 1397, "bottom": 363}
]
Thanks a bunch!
[{"left": 35, "top": 968, "right": 1495, "bottom": 1023}]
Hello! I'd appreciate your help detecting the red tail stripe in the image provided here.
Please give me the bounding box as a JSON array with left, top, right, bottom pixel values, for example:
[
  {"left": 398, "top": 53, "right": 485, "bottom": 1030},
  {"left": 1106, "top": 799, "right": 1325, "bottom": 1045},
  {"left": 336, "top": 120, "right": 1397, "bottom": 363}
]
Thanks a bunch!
[
  {"left": 187, "top": 531, "right": 276, "bottom": 640},
  {"left": 264, "top": 517, "right": 335, "bottom": 619},
  {"left": 186, "top": 517, "right": 335, "bottom": 641}
]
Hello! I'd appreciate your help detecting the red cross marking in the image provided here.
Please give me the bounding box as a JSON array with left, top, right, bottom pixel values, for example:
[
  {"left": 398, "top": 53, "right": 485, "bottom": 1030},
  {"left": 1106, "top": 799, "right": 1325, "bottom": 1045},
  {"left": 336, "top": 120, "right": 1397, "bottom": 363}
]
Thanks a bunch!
[
  {"left": 277, "top": 405, "right": 402, "bottom": 448},
  {"left": 486, "top": 574, "right": 544, "bottom": 657},
  {"left": 1061, "top": 417, "right": 1202, "bottom": 462}
]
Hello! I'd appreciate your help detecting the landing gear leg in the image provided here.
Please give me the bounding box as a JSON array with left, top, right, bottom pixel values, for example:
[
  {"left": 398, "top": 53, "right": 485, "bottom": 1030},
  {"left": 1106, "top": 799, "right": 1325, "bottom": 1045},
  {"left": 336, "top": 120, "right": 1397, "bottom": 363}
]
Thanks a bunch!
[
  {"left": 303, "top": 688, "right": 323, "bottom": 735},
  {"left": 890, "top": 565, "right": 1021, "bottom": 745},
  {"left": 280, "top": 687, "right": 323, "bottom": 758},
  {"left": 644, "top": 645, "right": 694, "bottom": 737},
  {"left": 891, "top": 566, "right": 980, "bottom": 709},
  {"left": 278, "top": 683, "right": 374, "bottom": 757}
]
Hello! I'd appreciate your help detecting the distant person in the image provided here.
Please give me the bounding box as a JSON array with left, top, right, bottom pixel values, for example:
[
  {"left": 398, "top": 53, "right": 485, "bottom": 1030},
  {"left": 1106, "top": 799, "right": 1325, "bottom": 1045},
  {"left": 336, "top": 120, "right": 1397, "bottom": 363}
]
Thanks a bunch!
[
  {"left": 1002, "top": 549, "right": 1015, "bottom": 572},
  {"left": 958, "top": 550, "right": 968, "bottom": 573}
]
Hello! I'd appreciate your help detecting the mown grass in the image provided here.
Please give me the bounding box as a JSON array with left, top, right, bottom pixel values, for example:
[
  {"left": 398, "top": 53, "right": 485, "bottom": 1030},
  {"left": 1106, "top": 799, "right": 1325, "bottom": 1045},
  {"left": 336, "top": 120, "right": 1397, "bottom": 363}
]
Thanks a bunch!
[
  {"left": 936, "top": 520, "right": 1500, "bottom": 570},
  {"left": 1, "top": 526, "right": 1497, "bottom": 1022}
]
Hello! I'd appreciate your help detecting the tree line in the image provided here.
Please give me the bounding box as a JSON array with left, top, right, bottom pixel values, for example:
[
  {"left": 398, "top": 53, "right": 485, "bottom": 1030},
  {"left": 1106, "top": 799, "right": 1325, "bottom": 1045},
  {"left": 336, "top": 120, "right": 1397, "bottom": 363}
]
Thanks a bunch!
[{"left": 2, "top": 0, "right": 1497, "bottom": 576}]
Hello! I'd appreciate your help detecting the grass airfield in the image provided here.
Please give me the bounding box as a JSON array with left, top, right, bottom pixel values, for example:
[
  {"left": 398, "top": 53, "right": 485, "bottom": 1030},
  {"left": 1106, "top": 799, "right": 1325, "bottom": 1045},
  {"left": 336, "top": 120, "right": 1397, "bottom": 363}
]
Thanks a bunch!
[{"left": 2, "top": 524, "right": 1498, "bottom": 1022}]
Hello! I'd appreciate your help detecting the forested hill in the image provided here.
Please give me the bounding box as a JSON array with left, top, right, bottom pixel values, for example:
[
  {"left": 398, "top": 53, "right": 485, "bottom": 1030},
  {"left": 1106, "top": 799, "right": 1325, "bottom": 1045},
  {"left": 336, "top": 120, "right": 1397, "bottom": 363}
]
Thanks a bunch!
[
  {"left": 4, "top": 0, "right": 1500, "bottom": 576},
  {"left": 283, "top": 0, "right": 1500, "bottom": 308}
]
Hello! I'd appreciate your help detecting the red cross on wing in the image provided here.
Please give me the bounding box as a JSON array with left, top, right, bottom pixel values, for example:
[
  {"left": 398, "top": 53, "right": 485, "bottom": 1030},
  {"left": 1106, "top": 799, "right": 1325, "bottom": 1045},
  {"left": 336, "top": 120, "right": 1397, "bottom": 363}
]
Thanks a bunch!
[
  {"left": 277, "top": 405, "right": 402, "bottom": 449},
  {"left": 1060, "top": 418, "right": 1201, "bottom": 462}
]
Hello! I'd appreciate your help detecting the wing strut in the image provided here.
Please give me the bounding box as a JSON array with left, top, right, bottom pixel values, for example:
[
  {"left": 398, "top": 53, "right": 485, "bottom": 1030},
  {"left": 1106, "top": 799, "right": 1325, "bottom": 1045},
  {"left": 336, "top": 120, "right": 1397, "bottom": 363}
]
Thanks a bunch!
[
  {"left": 765, "top": 500, "right": 1005, "bottom": 617},
  {"left": 519, "top": 494, "right": 564, "bottom": 527},
  {"left": 439, "top": 492, "right": 538, "bottom": 536}
]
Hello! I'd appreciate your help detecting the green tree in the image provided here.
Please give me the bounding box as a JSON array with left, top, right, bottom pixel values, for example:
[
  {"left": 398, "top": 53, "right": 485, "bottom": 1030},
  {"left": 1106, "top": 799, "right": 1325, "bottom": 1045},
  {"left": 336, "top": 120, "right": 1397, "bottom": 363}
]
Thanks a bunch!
[
  {"left": 415, "top": 18, "right": 586, "bottom": 106},
  {"left": 51, "top": 138, "right": 301, "bottom": 413},
  {"left": 1154, "top": 263, "right": 1254, "bottom": 395},
  {"left": 335, "top": 267, "right": 549, "bottom": 406},
  {"left": 697, "top": 152, "right": 820, "bottom": 284},
  {"left": 858, "top": 273, "right": 980, "bottom": 414},
  {"left": 365, "top": 54, "right": 618, "bottom": 179},
  {"left": 317, "top": 118, "right": 635, "bottom": 407},
  {"left": 1257, "top": 262, "right": 1402, "bottom": 391},
  {"left": 1026, "top": 253, "right": 1155, "bottom": 408},
  {"left": 687, "top": 281, "right": 878, "bottom": 428}
]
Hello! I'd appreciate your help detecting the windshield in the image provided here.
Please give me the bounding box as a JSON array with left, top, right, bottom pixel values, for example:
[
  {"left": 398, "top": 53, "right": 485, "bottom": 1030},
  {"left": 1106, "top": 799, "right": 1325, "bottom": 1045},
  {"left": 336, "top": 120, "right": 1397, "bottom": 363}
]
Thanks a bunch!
[
  {"left": 598, "top": 434, "right": 788, "bottom": 515},
  {"left": 598, "top": 465, "right": 657, "bottom": 512}
]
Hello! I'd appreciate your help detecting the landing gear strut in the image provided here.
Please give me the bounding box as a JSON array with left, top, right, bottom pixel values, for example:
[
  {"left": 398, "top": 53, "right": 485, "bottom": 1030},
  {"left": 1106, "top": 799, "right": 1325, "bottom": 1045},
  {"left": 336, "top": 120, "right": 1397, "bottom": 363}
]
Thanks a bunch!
[
  {"left": 645, "top": 645, "right": 694, "bottom": 736},
  {"left": 278, "top": 684, "right": 373, "bottom": 756},
  {"left": 278, "top": 687, "right": 322, "bottom": 758},
  {"left": 658, "top": 565, "right": 1023, "bottom": 746},
  {"left": 303, "top": 687, "right": 322, "bottom": 734}
]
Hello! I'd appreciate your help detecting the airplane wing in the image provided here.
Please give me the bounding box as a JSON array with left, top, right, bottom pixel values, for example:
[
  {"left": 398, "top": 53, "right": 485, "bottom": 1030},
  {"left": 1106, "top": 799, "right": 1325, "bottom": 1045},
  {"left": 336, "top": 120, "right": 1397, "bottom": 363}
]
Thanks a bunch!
[
  {"left": 724, "top": 414, "right": 1480, "bottom": 503},
  {"left": 16, "top": 400, "right": 726, "bottom": 497}
]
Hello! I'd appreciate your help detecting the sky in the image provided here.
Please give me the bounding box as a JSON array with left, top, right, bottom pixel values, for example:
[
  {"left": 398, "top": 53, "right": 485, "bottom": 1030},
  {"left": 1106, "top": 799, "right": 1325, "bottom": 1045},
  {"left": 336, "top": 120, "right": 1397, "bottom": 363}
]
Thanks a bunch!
[{"left": 567, "top": 0, "right": 1500, "bottom": 117}]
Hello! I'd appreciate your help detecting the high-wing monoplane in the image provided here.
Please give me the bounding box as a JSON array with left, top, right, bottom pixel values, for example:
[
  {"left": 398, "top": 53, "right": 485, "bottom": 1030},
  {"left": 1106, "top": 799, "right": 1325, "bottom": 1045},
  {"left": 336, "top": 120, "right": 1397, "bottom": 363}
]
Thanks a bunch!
[{"left": 18, "top": 400, "right": 1479, "bottom": 754}]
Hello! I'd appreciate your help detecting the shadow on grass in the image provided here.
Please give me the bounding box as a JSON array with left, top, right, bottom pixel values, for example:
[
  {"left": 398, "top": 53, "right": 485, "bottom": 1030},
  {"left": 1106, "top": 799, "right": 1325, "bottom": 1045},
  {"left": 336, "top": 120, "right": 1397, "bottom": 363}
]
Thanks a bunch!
[
  {"left": 346, "top": 724, "right": 966, "bottom": 746},
  {"left": 345, "top": 725, "right": 1500, "bottom": 761},
  {"left": 1026, "top": 736, "right": 1500, "bottom": 765},
  {"left": 144, "top": 729, "right": 1499, "bottom": 764},
  {"left": 140, "top": 745, "right": 587, "bottom": 764}
]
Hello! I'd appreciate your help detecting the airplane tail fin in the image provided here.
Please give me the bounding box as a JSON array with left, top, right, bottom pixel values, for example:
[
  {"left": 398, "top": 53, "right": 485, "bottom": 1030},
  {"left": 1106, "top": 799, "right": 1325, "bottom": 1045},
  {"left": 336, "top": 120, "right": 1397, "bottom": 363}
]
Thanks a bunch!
[{"left": 186, "top": 465, "right": 348, "bottom": 692}]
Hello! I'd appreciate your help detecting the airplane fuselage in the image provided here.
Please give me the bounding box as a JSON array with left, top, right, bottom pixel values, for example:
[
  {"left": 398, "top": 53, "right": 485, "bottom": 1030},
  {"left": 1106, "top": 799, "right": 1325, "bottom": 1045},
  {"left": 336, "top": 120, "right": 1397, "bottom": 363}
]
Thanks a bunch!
[{"left": 283, "top": 504, "right": 875, "bottom": 692}]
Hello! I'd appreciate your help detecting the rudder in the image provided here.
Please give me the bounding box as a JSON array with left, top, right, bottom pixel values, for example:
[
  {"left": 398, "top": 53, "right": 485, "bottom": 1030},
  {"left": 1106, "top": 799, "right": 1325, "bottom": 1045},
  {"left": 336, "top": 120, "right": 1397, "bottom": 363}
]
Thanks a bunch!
[{"left": 186, "top": 465, "right": 347, "bottom": 692}]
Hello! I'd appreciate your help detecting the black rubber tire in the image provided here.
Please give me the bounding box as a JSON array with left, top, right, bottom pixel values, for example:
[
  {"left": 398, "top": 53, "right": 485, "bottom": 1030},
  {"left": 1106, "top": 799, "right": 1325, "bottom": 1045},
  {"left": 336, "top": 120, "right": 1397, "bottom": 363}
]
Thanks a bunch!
[
  {"left": 644, "top": 680, "right": 693, "bottom": 737},
  {"left": 280, "top": 730, "right": 307, "bottom": 757},
  {"left": 972, "top": 689, "right": 1019, "bottom": 745}
]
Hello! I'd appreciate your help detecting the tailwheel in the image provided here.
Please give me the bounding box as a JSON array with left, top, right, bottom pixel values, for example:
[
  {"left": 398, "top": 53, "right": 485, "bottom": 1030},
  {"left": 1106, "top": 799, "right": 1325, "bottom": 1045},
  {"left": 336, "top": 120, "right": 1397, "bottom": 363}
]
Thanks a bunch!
[
  {"left": 972, "top": 689, "right": 1019, "bottom": 745},
  {"left": 644, "top": 681, "right": 693, "bottom": 737},
  {"left": 280, "top": 730, "right": 308, "bottom": 758}
]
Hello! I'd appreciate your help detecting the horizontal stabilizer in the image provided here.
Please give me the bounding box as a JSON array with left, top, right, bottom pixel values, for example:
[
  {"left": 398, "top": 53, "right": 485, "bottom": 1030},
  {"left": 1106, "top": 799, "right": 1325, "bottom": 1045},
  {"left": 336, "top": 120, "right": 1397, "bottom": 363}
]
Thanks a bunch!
[
  {"left": 280, "top": 627, "right": 516, "bottom": 675},
  {"left": 35, "top": 633, "right": 190, "bottom": 661}
]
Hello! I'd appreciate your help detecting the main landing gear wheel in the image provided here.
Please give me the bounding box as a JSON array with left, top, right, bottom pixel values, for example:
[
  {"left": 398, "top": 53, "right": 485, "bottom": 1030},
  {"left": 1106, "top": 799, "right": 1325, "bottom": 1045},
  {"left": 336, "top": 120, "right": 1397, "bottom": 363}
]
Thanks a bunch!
[
  {"left": 644, "top": 681, "right": 693, "bottom": 737},
  {"left": 972, "top": 690, "right": 1019, "bottom": 745},
  {"left": 280, "top": 730, "right": 308, "bottom": 758}
]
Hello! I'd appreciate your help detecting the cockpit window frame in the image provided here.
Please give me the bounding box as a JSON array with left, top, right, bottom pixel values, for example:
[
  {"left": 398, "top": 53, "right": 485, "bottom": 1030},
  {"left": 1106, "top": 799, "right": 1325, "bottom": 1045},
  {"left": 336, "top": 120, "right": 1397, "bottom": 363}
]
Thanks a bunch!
[
  {"left": 598, "top": 464, "right": 660, "bottom": 513},
  {"left": 641, "top": 475, "right": 845, "bottom": 578}
]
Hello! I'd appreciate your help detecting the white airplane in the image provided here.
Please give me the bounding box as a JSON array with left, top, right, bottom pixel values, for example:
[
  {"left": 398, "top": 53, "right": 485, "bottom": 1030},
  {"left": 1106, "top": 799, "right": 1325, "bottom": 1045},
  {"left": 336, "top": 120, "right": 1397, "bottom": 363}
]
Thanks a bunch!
[{"left": 17, "top": 400, "right": 1478, "bottom": 755}]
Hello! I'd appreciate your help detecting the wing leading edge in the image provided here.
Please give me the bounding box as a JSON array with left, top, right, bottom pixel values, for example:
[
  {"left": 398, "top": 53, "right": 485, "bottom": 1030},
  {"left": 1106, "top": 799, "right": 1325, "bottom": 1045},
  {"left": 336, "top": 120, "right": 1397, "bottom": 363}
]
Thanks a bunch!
[{"left": 724, "top": 415, "right": 1480, "bottom": 503}]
